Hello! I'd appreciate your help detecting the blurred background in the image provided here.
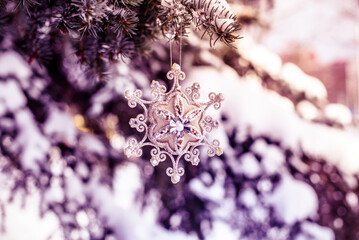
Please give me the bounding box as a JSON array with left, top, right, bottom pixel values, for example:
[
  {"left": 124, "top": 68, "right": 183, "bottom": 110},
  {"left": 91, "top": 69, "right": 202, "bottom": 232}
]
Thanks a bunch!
[{"left": 0, "top": 0, "right": 359, "bottom": 239}]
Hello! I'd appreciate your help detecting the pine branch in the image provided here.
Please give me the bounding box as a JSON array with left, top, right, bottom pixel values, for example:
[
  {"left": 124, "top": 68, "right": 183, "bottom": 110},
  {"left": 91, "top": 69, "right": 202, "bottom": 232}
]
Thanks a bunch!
[
  {"left": 109, "top": 7, "right": 139, "bottom": 37},
  {"left": 70, "top": 0, "right": 110, "bottom": 37},
  {"left": 159, "top": 0, "right": 241, "bottom": 47},
  {"left": 1, "top": 0, "right": 240, "bottom": 83},
  {"left": 0, "top": 9, "right": 12, "bottom": 40},
  {"left": 15, "top": 0, "right": 40, "bottom": 10},
  {"left": 112, "top": 0, "right": 144, "bottom": 7}
]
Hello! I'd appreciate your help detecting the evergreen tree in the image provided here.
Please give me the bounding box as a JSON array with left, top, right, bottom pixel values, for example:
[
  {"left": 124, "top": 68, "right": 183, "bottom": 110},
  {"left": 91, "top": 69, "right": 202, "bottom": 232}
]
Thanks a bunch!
[
  {"left": 0, "top": 1, "right": 358, "bottom": 240},
  {"left": 0, "top": 0, "right": 241, "bottom": 81}
]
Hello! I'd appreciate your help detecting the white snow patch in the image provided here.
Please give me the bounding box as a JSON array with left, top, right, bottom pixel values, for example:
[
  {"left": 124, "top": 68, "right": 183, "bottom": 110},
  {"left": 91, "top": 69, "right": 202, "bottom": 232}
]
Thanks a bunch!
[
  {"left": 239, "top": 188, "right": 257, "bottom": 208},
  {"left": 295, "top": 221, "right": 335, "bottom": 240},
  {"left": 76, "top": 210, "right": 90, "bottom": 228},
  {"left": 189, "top": 177, "right": 225, "bottom": 202},
  {"left": 79, "top": 134, "right": 106, "bottom": 155},
  {"left": 44, "top": 177, "right": 65, "bottom": 203},
  {"left": 113, "top": 163, "right": 142, "bottom": 209},
  {"left": 12, "top": 109, "right": 50, "bottom": 173},
  {"left": 266, "top": 174, "right": 318, "bottom": 224},
  {"left": 237, "top": 37, "right": 327, "bottom": 101},
  {"left": 280, "top": 62, "right": 327, "bottom": 101},
  {"left": 0, "top": 80, "right": 27, "bottom": 112},
  {"left": 346, "top": 192, "right": 358, "bottom": 208},
  {"left": 250, "top": 139, "right": 269, "bottom": 156},
  {"left": 206, "top": 220, "right": 240, "bottom": 240},
  {"left": 257, "top": 178, "right": 273, "bottom": 193},
  {"left": 239, "top": 152, "right": 261, "bottom": 178},
  {"left": 64, "top": 168, "right": 86, "bottom": 205},
  {"left": 91, "top": 87, "right": 116, "bottom": 107},
  {"left": 250, "top": 206, "right": 269, "bottom": 223},
  {"left": 213, "top": 198, "right": 236, "bottom": 220},
  {"left": 44, "top": 107, "right": 77, "bottom": 146},
  {"left": 86, "top": 165, "right": 198, "bottom": 240},
  {"left": 0, "top": 100, "right": 6, "bottom": 117},
  {"left": 238, "top": 37, "right": 283, "bottom": 79},
  {"left": 27, "top": 77, "right": 47, "bottom": 98},
  {"left": 0, "top": 51, "right": 32, "bottom": 80},
  {"left": 297, "top": 100, "right": 319, "bottom": 121},
  {"left": 324, "top": 103, "right": 352, "bottom": 126},
  {"left": 2, "top": 191, "right": 63, "bottom": 240},
  {"left": 261, "top": 145, "right": 285, "bottom": 174}
]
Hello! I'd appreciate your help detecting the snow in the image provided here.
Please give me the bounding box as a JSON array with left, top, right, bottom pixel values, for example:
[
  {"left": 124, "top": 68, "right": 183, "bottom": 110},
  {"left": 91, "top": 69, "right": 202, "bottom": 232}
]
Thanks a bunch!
[
  {"left": 27, "top": 77, "right": 48, "bottom": 98},
  {"left": 2, "top": 163, "right": 200, "bottom": 240},
  {"left": 2, "top": 191, "right": 63, "bottom": 240},
  {"left": 250, "top": 138, "right": 268, "bottom": 156},
  {"left": 79, "top": 134, "right": 106, "bottom": 155},
  {"left": 199, "top": 50, "right": 226, "bottom": 69},
  {"left": 189, "top": 175, "right": 225, "bottom": 202},
  {"left": 296, "top": 100, "right": 319, "bottom": 121},
  {"left": 237, "top": 37, "right": 328, "bottom": 102},
  {"left": 239, "top": 188, "right": 257, "bottom": 208},
  {"left": 12, "top": 109, "right": 51, "bottom": 173},
  {"left": 261, "top": 145, "right": 285, "bottom": 175},
  {"left": 346, "top": 192, "right": 359, "bottom": 208},
  {"left": 64, "top": 168, "right": 87, "bottom": 205},
  {"left": 187, "top": 65, "right": 359, "bottom": 175},
  {"left": 113, "top": 163, "right": 143, "bottom": 209},
  {"left": 75, "top": 161, "right": 90, "bottom": 179},
  {"left": 206, "top": 220, "right": 240, "bottom": 240},
  {"left": 0, "top": 80, "right": 27, "bottom": 112},
  {"left": 76, "top": 210, "right": 90, "bottom": 228},
  {"left": 324, "top": 103, "right": 353, "bottom": 126},
  {"left": 249, "top": 138, "right": 285, "bottom": 175},
  {"left": 300, "top": 124, "right": 359, "bottom": 174},
  {"left": 266, "top": 173, "right": 318, "bottom": 224},
  {"left": 110, "top": 133, "right": 126, "bottom": 150},
  {"left": 88, "top": 61, "right": 149, "bottom": 117},
  {"left": 257, "top": 178, "right": 273, "bottom": 193},
  {"left": 0, "top": 167, "right": 14, "bottom": 203},
  {"left": 238, "top": 37, "right": 283, "bottom": 79},
  {"left": 295, "top": 221, "right": 335, "bottom": 240},
  {"left": 44, "top": 107, "right": 77, "bottom": 146},
  {"left": 39, "top": 162, "right": 199, "bottom": 240},
  {"left": 239, "top": 152, "right": 261, "bottom": 178},
  {"left": 0, "top": 52, "right": 50, "bottom": 174},
  {"left": 250, "top": 206, "right": 268, "bottom": 223},
  {"left": 0, "top": 51, "right": 32, "bottom": 80},
  {"left": 0, "top": 17, "right": 352, "bottom": 239},
  {"left": 0, "top": 100, "right": 5, "bottom": 116},
  {"left": 280, "top": 62, "right": 327, "bottom": 101},
  {"left": 84, "top": 164, "right": 198, "bottom": 240},
  {"left": 266, "top": 227, "right": 290, "bottom": 240},
  {"left": 62, "top": 50, "right": 90, "bottom": 90}
]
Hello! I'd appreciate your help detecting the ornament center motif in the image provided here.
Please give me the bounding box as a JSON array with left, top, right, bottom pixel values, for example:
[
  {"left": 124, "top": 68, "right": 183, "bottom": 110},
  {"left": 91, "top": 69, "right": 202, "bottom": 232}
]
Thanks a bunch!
[{"left": 170, "top": 119, "right": 186, "bottom": 135}]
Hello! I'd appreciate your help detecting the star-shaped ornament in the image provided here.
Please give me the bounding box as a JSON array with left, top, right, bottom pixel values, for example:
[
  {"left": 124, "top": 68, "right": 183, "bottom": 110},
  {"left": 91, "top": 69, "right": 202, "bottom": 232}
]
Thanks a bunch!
[{"left": 124, "top": 63, "right": 223, "bottom": 183}]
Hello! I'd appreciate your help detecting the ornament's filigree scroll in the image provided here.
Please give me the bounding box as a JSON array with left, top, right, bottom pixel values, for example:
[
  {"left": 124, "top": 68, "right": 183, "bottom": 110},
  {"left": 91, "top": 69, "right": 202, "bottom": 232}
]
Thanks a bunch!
[{"left": 124, "top": 63, "right": 223, "bottom": 183}]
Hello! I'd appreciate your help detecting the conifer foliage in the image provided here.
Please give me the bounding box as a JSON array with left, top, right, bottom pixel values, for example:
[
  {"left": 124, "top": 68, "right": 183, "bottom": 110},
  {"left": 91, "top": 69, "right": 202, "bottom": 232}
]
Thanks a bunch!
[{"left": 0, "top": 0, "right": 240, "bottom": 80}]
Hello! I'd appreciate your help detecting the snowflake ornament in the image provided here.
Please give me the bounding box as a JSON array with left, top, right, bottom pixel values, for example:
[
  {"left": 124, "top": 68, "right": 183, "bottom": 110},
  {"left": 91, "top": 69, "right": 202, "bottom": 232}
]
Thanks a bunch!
[{"left": 124, "top": 63, "right": 223, "bottom": 183}]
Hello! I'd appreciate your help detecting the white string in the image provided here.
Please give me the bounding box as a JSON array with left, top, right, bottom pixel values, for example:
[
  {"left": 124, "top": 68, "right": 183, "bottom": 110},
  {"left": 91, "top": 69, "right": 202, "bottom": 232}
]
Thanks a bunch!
[
  {"left": 170, "top": 36, "right": 173, "bottom": 68},
  {"left": 169, "top": 23, "right": 183, "bottom": 67},
  {"left": 180, "top": 23, "right": 182, "bottom": 67}
]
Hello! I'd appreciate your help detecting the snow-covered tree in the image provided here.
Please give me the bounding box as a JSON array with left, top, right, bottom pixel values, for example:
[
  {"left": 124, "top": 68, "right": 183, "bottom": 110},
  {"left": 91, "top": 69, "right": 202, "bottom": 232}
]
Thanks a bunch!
[{"left": 0, "top": 1, "right": 359, "bottom": 240}]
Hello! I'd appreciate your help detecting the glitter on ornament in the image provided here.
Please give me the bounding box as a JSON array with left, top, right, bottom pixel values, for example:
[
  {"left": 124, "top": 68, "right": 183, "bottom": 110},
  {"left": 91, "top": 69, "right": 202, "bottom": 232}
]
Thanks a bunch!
[{"left": 124, "top": 63, "right": 223, "bottom": 183}]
